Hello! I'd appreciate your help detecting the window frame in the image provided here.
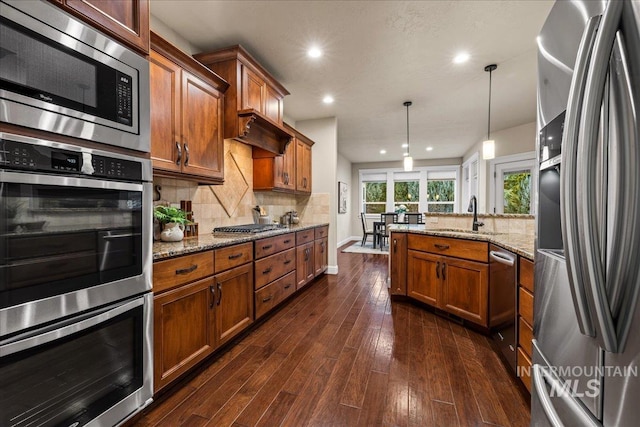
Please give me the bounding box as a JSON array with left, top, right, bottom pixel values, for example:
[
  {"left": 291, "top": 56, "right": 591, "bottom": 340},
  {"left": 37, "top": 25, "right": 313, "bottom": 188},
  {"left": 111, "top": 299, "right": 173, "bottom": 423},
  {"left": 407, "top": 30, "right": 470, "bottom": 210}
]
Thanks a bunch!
[
  {"left": 489, "top": 152, "right": 537, "bottom": 215},
  {"left": 359, "top": 165, "right": 461, "bottom": 218}
]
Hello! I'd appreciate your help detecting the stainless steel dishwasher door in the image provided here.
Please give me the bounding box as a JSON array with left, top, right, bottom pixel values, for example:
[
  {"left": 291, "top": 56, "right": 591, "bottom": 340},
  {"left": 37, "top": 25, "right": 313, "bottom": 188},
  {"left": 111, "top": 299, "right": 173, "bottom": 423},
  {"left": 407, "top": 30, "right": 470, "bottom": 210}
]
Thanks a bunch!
[{"left": 489, "top": 244, "right": 518, "bottom": 372}]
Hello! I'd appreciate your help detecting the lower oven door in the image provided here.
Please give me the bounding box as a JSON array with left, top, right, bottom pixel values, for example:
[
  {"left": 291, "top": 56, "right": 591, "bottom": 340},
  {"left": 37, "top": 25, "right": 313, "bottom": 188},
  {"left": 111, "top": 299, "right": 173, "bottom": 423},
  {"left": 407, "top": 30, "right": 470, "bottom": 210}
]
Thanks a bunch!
[
  {"left": 0, "top": 293, "right": 153, "bottom": 427},
  {"left": 0, "top": 171, "right": 152, "bottom": 336}
]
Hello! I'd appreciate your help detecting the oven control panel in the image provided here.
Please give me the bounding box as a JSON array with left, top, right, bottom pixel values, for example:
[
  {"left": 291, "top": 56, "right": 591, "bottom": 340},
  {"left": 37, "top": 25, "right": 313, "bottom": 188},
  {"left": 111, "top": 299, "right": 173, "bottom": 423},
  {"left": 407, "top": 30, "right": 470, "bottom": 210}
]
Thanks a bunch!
[{"left": 1, "top": 138, "right": 142, "bottom": 181}]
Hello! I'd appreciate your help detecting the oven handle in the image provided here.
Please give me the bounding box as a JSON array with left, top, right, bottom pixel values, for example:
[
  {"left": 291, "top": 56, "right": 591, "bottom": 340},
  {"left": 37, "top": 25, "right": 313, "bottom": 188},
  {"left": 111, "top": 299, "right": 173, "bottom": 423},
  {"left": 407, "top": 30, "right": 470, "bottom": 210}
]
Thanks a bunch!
[
  {"left": 0, "top": 171, "right": 144, "bottom": 192},
  {"left": 102, "top": 232, "right": 141, "bottom": 240},
  {"left": 0, "top": 296, "right": 145, "bottom": 357}
]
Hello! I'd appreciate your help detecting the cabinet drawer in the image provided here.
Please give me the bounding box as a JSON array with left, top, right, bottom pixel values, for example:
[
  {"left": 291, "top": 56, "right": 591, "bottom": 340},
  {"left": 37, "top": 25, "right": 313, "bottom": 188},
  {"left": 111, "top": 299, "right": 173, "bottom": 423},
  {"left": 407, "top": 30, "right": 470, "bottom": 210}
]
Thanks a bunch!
[
  {"left": 517, "top": 346, "right": 532, "bottom": 392},
  {"left": 519, "top": 257, "right": 534, "bottom": 293},
  {"left": 407, "top": 234, "right": 488, "bottom": 263},
  {"left": 314, "top": 226, "right": 328, "bottom": 240},
  {"left": 214, "top": 243, "right": 253, "bottom": 273},
  {"left": 254, "top": 248, "right": 296, "bottom": 289},
  {"left": 255, "top": 233, "right": 295, "bottom": 259},
  {"left": 296, "top": 229, "right": 315, "bottom": 245},
  {"left": 153, "top": 251, "right": 214, "bottom": 293},
  {"left": 519, "top": 287, "right": 534, "bottom": 326},
  {"left": 519, "top": 316, "right": 533, "bottom": 358},
  {"left": 255, "top": 271, "right": 296, "bottom": 319}
]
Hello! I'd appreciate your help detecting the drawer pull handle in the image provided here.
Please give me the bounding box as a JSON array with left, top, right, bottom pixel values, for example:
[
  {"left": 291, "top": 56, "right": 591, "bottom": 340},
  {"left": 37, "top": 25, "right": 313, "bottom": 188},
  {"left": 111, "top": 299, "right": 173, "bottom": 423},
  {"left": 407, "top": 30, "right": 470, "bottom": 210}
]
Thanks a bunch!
[
  {"left": 262, "top": 295, "right": 273, "bottom": 303},
  {"left": 217, "top": 283, "right": 222, "bottom": 305},
  {"left": 209, "top": 285, "right": 215, "bottom": 308},
  {"left": 436, "top": 261, "right": 440, "bottom": 279},
  {"left": 284, "top": 259, "right": 292, "bottom": 265},
  {"left": 284, "top": 239, "right": 291, "bottom": 244},
  {"left": 434, "top": 244, "right": 450, "bottom": 250},
  {"left": 263, "top": 267, "right": 273, "bottom": 275},
  {"left": 284, "top": 284, "right": 292, "bottom": 289},
  {"left": 176, "top": 264, "right": 197, "bottom": 275},
  {"left": 228, "top": 253, "right": 243, "bottom": 260},
  {"left": 262, "top": 244, "right": 273, "bottom": 250}
]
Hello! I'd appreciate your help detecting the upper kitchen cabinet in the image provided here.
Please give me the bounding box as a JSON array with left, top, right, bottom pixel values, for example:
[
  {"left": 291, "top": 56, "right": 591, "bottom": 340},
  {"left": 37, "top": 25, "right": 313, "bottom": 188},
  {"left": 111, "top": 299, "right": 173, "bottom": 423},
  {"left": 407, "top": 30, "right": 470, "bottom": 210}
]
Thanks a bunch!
[
  {"left": 294, "top": 128, "right": 313, "bottom": 194},
  {"left": 50, "top": 0, "right": 150, "bottom": 54},
  {"left": 195, "top": 45, "right": 293, "bottom": 156},
  {"left": 150, "top": 32, "right": 229, "bottom": 184}
]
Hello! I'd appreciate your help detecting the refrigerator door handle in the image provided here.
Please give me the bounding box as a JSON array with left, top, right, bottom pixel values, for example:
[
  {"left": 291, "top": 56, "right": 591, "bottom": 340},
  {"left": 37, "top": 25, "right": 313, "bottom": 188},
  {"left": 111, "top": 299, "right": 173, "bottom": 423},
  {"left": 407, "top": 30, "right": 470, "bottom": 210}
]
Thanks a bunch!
[
  {"left": 606, "top": 33, "right": 640, "bottom": 353},
  {"left": 532, "top": 364, "right": 601, "bottom": 427},
  {"left": 560, "top": 14, "right": 600, "bottom": 337},
  {"left": 576, "top": 0, "right": 623, "bottom": 353}
]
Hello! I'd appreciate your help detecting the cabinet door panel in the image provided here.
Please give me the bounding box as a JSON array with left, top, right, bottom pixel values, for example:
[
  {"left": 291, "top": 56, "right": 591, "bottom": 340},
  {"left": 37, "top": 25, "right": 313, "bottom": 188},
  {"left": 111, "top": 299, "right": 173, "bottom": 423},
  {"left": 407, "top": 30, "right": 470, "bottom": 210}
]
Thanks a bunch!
[
  {"left": 181, "top": 71, "right": 224, "bottom": 180},
  {"left": 296, "top": 242, "right": 314, "bottom": 289},
  {"left": 441, "top": 258, "right": 488, "bottom": 326},
  {"left": 314, "top": 237, "right": 328, "bottom": 276},
  {"left": 264, "top": 85, "right": 282, "bottom": 123},
  {"left": 62, "top": 0, "right": 149, "bottom": 53},
  {"left": 214, "top": 263, "right": 254, "bottom": 346},
  {"left": 295, "top": 140, "right": 312, "bottom": 193},
  {"left": 242, "top": 67, "right": 265, "bottom": 112},
  {"left": 150, "top": 51, "right": 182, "bottom": 173},
  {"left": 153, "top": 277, "right": 214, "bottom": 392},
  {"left": 407, "top": 250, "right": 439, "bottom": 306},
  {"left": 390, "top": 233, "right": 408, "bottom": 295}
]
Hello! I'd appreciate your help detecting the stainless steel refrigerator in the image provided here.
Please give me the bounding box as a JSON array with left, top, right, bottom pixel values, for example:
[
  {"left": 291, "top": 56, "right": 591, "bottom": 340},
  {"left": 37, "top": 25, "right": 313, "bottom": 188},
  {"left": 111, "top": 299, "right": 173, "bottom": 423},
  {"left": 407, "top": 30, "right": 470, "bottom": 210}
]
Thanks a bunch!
[{"left": 534, "top": 0, "right": 640, "bottom": 425}]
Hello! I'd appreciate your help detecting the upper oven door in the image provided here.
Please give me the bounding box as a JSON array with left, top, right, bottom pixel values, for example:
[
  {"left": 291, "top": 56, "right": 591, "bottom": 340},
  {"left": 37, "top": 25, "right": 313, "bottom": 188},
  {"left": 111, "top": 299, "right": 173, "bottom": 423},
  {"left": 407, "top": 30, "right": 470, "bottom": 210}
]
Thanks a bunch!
[
  {"left": 0, "top": 0, "right": 150, "bottom": 153},
  {"left": 0, "top": 172, "right": 152, "bottom": 337}
]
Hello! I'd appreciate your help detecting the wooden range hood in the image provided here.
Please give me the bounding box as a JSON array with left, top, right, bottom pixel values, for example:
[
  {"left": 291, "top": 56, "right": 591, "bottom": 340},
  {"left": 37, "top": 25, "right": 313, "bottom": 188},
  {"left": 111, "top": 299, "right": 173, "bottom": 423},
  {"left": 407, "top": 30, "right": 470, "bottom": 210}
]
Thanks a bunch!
[{"left": 195, "top": 45, "right": 293, "bottom": 155}]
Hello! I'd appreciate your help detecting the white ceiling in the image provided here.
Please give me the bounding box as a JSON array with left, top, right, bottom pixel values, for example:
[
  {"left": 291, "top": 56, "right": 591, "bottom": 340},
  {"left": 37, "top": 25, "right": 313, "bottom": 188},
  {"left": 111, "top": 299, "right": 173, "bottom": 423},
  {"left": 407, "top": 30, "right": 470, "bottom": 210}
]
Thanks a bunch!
[{"left": 150, "top": 0, "right": 554, "bottom": 163}]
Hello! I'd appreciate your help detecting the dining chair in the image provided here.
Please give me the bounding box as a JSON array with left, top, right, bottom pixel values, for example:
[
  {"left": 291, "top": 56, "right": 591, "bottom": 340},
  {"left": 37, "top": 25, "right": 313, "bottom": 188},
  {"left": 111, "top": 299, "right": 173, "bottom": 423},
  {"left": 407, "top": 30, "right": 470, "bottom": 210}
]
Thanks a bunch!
[
  {"left": 360, "top": 213, "right": 375, "bottom": 246},
  {"left": 379, "top": 213, "right": 398, "bottom": 249},
  {"left": 404, "top": 212, "right": 423, "bottom": 224}
]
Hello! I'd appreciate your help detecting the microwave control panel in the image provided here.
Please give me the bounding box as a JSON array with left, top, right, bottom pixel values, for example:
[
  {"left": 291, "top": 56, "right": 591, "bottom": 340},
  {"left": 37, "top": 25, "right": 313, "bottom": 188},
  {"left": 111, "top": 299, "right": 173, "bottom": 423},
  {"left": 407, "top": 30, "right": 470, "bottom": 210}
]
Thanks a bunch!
[
  {"left": 0, "top": 139, "right": 142, "bottom": 181},
  {"left": 116, "top": 71, "right": 133, "bottom": 126}
]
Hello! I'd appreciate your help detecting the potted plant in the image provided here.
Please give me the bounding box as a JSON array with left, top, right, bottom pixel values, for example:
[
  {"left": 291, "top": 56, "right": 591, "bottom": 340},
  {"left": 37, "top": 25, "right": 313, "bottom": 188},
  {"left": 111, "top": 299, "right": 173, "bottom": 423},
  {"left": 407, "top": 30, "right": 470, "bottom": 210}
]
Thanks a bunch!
[
  {"left": 395, "top": 204, "right": 407, "bottom": 222},
  {"left": 154, "top": 205, "right": 191, "bottom": 242}
]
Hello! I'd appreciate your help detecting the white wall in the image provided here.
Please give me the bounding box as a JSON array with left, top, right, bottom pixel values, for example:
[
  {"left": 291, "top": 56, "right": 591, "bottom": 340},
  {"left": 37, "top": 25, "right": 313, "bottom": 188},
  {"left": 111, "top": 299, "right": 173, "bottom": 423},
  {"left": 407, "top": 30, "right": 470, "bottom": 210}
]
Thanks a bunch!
[
  {"left": 295, "top": 117, "right": 339, "bottom": 274},
  {"left": 462, "top": 121, "right": 536, "bottom": 213},
  {"left": 337, "top": 153, "right": 352, "bottom": 246},
  {"left": 150, "top": 15, "right": 197, "bottom": 54}
]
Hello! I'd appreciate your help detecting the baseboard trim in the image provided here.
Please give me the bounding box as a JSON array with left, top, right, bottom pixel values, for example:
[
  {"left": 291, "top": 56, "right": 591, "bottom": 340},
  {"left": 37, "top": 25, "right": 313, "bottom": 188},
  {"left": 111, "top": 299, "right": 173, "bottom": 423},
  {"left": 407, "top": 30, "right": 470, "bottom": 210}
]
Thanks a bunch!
[
  {"left": 337, "top": 236, "right": 359, "bottom": 247},
  {"left": 327, "top": 265, "right": 338, "bottom": 275}
]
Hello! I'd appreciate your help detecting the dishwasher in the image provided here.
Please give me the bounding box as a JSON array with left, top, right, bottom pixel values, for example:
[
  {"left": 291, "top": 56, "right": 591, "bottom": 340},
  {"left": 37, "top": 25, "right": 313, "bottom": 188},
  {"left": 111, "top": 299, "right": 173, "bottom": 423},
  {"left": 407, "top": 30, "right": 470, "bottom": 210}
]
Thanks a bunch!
[{"left": 489, "top": 244, "right": 517, "bottom": 372}]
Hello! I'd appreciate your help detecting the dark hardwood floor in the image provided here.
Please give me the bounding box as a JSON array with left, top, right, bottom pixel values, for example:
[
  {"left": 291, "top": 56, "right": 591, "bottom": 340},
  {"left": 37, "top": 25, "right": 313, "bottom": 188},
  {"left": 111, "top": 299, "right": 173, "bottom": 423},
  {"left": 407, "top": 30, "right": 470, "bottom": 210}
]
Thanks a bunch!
[{"left": 134, "top": 245, "right": 530, "bottom": 427}]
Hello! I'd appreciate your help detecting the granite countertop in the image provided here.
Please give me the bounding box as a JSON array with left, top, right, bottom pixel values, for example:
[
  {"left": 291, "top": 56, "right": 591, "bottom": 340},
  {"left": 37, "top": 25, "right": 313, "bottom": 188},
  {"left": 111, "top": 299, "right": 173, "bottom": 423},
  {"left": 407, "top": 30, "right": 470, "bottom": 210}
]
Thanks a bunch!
[
  {"left": 422, "top": 212, "right": 535, "bottom": 219},
  {"left": 153, "top": 223, "right": 329, "bottom": 260},
  {"left": 389, "top": 224, "right": 534, "bottom": 260}
]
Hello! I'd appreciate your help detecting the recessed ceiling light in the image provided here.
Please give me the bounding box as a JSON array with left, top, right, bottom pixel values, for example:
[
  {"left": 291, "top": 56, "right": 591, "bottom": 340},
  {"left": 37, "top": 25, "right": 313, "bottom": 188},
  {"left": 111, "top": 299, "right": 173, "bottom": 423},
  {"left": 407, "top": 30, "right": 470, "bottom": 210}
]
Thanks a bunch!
[
  {"left": 453, "top": 52, "right": 470, "bottom": 64},
  {"left": 308, "top": 47, "right": 322, "bottom": 58},
  {"left": 380, "top": 149, "right": 386, "bottom": 154},
  {"left": 402, "top": 143, "right": 408, "bottom": 148},
  {"left": 426, "top": 146, "right": 434, "bottom": 151},
  {"left": 322, "top": 95, "right": 334, "bottom": 104}
]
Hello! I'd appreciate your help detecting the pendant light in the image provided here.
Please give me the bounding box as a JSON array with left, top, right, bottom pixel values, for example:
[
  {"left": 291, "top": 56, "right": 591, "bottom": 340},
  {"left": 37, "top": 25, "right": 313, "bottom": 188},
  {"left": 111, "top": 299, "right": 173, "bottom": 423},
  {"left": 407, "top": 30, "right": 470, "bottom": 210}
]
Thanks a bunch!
[
  {"left": 403, "top": 101, "right": 413, "bottom": 171},
  {"left": 483, "top": 64, "right": 497, "bottom": 160}
]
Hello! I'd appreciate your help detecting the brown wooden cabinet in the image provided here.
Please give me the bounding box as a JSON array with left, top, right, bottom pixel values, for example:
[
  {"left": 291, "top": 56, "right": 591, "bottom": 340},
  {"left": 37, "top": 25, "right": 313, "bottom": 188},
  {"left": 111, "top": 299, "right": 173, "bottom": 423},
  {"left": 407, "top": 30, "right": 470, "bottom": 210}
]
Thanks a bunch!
[
  {"left": 296, "top": 242, "right": 315, "bottom": 290},
  {"left": 53, "top": 0, "right": 150, "bottom": 54},
  {"left": 153, "top": 277, "right": 215, "bottom": 392},
  {"left": 517, "top": 257, "right": 535, "bottom": 392},
  {"left": 295, "top": 138, "right": 312, "bottom": 194},
  {"left": 404, "top": 234, "right": 489, "bottom": 327},
  {"left": 389, "top": 232, "right": 408, "bottom": 295},
  {"left": 213, "top": 263, "right": 254, "bottom": 346},
  {"left": 195, "top": 46, "right": 292, "bottom": 155},
  {"left": 150, "top": 33, "right": 227, "bottom": 184},
  {"left": 253, "top": 141, "right": 296, "bottom": 192},
  {"left": 314, "top": 237, "right": 328, "bottom": 276}
]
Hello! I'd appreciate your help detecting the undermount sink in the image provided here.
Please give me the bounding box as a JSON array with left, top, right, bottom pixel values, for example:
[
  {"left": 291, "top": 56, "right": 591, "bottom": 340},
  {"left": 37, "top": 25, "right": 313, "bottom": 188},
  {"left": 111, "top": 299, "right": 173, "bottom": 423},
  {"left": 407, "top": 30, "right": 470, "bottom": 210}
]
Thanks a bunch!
[{"left": 427, "top": 228, "right": 504, "bottom": 236}]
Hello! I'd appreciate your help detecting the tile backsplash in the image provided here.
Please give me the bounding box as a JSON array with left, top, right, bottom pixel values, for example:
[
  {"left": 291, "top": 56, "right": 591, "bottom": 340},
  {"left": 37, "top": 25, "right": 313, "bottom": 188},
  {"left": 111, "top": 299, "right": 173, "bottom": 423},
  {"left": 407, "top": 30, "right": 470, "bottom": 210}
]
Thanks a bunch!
[
  {"left": 423, "top": 213, "right": 535, "bottom": 236},
  {"left": 153, "top": 139, "right": 329, "bottom": 234}
]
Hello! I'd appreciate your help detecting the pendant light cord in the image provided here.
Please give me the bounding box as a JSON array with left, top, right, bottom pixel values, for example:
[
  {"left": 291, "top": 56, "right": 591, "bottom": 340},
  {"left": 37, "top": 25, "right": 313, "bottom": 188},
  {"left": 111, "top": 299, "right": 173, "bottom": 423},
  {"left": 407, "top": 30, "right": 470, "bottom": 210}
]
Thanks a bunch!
[
  {"left": 484, "top": 64, "right": 497, "bottom": 141},
  {"left": 404, "top": 101, "right": 412, "bottom": 156}
]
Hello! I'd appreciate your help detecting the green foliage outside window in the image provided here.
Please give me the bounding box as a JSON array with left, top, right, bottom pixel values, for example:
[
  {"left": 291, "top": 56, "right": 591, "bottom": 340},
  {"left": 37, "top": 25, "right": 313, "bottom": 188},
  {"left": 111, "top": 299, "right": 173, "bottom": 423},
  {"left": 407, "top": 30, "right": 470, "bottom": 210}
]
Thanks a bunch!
[
  {"left": 394, "top": 181, "right": 419, "bottom": 212},
  {"left": 364, "top": 182, "right": 387, "bottom": 213},
  {"left": 503, "top": 172, "right": 531, "bottom": 214},
  {"left": 426, "top": 180, "right": 455, "bottom": 202}
]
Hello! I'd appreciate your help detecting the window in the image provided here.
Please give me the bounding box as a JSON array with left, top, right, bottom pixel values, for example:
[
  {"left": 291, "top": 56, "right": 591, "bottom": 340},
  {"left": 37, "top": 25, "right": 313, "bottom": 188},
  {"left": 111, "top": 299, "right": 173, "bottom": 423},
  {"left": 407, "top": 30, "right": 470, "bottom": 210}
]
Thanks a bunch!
[
  {"left": 426, "top": 170, "right": 456, "bottom": 213},
  {"left": 359, "top": 166, "right": 459, "bottom": 215},
  {"left": 490, "top": 152, "right": 536, "bottom": 214},
  {"left": 363, "top": 181, "right": 387, "bottom": 214},
  {"left": 394, "top": 180, "right": 419, "bottom": 213}
]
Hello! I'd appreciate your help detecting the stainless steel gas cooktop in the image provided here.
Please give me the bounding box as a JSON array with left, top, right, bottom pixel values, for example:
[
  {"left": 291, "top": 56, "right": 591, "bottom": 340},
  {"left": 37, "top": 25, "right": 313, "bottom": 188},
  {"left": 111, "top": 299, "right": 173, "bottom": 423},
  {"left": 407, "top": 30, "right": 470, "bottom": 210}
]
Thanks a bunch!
[{"left": 213, "top": 223, "right": 287, "bottom": 233}]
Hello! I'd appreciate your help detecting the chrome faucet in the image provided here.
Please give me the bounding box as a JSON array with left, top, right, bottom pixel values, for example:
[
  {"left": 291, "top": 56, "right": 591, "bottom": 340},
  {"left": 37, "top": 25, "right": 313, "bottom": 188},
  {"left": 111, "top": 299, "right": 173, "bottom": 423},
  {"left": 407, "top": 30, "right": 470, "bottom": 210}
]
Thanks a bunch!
[{"left": 467, "top": 196, "right": 484, "bottom": 231}]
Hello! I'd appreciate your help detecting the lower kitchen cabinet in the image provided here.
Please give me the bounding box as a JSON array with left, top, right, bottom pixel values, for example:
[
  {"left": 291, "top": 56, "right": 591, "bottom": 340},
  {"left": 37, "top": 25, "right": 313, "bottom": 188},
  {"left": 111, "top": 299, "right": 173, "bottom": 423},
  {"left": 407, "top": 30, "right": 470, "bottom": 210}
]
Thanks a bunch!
[
  {"left": 214, "top": 263, "right": 254, "bottom": 346},
  {"left": 407, "top": 250, "right": 440, "bottom": 306},
  {"left": 153, "top": 277, "right": 215, "bottom": 392},
  {"left": 389, "top": 232, "right": 408, "bottom": 295},
  {"left": 314, "top": 237, "right": 328, "bottom": 276},
  {"left": 296, "top": 241, "right": 314, "bottom": 289},
  {"left": 440, "top": 257, "right": 488, "bottom": 326}
]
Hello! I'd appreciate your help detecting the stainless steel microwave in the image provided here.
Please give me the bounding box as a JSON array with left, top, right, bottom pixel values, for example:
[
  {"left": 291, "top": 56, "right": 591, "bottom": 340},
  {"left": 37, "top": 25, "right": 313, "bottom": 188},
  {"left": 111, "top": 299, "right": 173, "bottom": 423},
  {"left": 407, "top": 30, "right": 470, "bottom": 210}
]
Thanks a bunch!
[{"left": 0, "top": 0, "right": 150, "bottom": 153}]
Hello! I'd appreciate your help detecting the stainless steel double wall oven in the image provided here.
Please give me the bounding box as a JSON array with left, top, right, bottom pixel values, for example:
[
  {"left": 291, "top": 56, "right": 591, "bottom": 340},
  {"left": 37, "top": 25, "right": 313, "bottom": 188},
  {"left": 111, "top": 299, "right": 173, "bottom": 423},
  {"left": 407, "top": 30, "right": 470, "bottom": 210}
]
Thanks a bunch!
[{"left": 0, "top": 1, "right": 153, "bottom": 426}]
